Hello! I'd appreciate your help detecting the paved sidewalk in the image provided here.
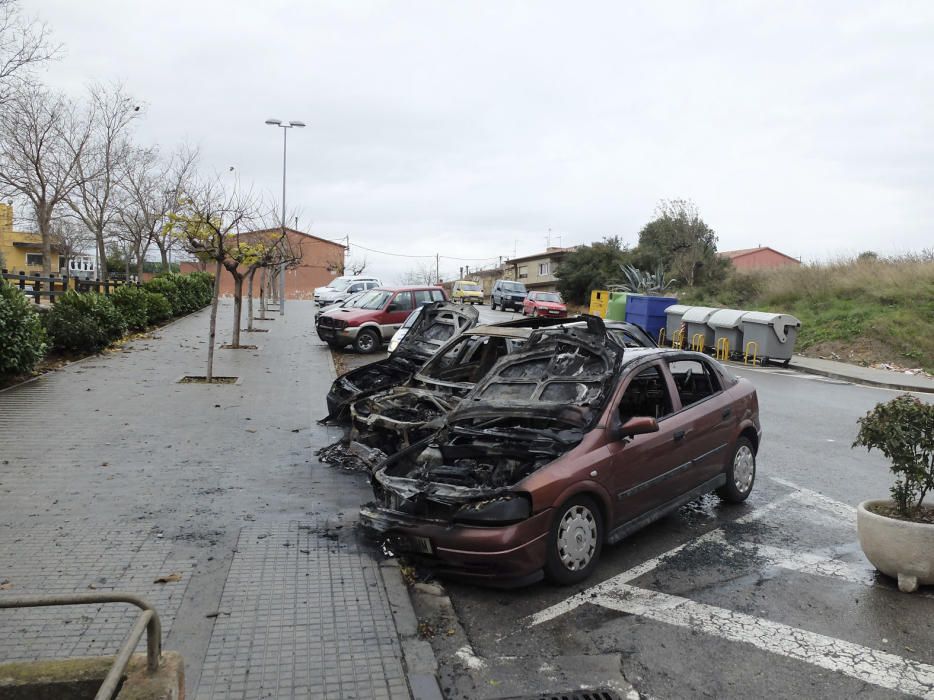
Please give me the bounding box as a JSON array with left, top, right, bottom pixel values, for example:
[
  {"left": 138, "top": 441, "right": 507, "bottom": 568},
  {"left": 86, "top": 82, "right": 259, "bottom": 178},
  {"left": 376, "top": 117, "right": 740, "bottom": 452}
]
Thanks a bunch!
[
  {"left": 789, "top": 354, "right": 934, "bottom": 393},
  {"left": 0, "top": 301, "right": 411, "bottom": 699}
]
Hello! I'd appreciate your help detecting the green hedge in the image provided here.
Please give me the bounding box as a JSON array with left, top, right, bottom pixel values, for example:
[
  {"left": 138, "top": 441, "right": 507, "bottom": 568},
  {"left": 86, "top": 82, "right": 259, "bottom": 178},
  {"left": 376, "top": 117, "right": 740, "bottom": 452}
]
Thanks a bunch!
[
  {"left": 0, "top": 282, "right": 47, "bottom": 376},
  {"left": 111, "top": 285, "right": 150, "bottom": 331},
  {"left": 143, "top": 273, "right": 213, "bottom": 316},
  {"left": 44, "top": 291, "right": 127, "bottom": 353},
  {"left": 144, "top": 291, "right": 173, "bottom": 324}
]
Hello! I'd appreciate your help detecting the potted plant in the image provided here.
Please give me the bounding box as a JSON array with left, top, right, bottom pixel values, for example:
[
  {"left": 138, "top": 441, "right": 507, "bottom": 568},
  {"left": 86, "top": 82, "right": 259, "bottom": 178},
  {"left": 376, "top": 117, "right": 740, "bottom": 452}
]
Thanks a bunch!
[{"left": 853, "top": 394, "right": 934, "bottom": 593}]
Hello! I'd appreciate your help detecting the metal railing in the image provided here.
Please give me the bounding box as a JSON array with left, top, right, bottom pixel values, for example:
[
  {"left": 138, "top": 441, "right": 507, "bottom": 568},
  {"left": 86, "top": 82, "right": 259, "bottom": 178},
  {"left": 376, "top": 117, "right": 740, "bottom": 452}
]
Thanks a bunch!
[{"left": 0, "top": 592, "right": 162, "bottom": 700}]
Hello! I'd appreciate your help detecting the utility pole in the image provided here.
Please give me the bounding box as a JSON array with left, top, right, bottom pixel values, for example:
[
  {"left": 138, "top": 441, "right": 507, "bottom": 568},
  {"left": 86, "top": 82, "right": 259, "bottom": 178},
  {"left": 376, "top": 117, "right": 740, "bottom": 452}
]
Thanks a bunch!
[{"left": 435, "top": 253, "right": 439, "bottom": 285}]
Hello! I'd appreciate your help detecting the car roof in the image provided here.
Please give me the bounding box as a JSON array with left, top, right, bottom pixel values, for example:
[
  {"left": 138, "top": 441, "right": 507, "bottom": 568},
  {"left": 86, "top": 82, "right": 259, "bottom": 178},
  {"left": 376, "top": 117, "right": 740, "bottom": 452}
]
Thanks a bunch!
[{"left": 373, "top": 285, "right": 444, "bottom": 292}]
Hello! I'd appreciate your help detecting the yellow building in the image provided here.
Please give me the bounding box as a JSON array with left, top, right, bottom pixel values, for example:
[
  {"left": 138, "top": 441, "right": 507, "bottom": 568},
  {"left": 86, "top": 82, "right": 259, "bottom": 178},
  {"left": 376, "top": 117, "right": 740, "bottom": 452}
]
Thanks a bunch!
[{"left": 0, "top": 203, "right": 64, "bottom": 274}]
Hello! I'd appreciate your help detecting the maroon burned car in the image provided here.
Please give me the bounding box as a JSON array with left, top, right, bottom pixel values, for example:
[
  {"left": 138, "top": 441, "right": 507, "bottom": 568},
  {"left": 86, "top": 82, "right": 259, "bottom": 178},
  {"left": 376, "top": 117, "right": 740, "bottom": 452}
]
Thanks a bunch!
[{"left": 360, "top": 329, "right": 761, "bottom": 587}]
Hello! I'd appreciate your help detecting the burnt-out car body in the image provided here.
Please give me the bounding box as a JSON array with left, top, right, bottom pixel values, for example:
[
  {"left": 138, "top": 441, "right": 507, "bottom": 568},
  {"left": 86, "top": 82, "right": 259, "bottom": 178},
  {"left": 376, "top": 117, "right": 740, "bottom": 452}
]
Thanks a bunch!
[
  {"left": 360, "top": 336, "right": 761, "bottom": 587},
  {"left": 346, "top": 317, "right": 648, "bottom": 457},
  {"left": 323, "top": 302, "right": 479, "bottom": 421}
]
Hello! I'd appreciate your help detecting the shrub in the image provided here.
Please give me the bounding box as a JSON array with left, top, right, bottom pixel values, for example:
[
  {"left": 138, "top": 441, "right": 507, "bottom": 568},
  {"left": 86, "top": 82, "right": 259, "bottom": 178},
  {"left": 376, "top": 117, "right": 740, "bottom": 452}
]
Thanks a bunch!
[
  {"left": 853, "top": 394, "right": 934, "bottom": 518},
  {"left": 174, "top": 273, "right": 211, "bottom": 312},
  {"left": 44, "top": 291, "right": 127, "bottom": 353},
  {"left": 143, "top": 276, "right": 184, "bottom": 315},
  {"left": 144, "top": 291, "right": 173, "bottom": 324},
  {"left": 0, "top": 282, "right": 47, "bottom": 375},
  {"left": 111, "top": 285, "right": 150, "bottom": 331},
  {"left": 187, "top": 271, "right": 216, "bottom": 306}
]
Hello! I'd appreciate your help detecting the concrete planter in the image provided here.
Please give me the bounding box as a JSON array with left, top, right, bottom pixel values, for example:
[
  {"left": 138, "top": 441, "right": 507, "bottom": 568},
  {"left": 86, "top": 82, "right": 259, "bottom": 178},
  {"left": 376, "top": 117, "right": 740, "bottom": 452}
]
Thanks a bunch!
[{"left": 857, "top": 499, "right": 934, "bottom": 593}]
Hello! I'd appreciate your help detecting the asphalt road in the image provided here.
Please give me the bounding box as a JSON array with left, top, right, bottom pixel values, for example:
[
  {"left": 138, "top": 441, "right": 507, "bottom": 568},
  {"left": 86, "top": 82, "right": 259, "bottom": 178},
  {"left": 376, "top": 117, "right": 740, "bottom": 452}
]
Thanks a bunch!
[{"left": 330, "top": 304, "right": 934, "bottom": 699}]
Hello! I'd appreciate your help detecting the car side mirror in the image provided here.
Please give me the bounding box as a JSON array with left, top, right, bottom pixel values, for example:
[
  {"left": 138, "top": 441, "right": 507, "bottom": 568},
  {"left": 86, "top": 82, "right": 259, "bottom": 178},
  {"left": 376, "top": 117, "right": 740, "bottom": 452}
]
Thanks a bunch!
[
  {"left": 387, "top": 303, "right": 400, "bottom": 312},
  {"left": 610, "top": 415, "right": 659, "bottom": 441}
]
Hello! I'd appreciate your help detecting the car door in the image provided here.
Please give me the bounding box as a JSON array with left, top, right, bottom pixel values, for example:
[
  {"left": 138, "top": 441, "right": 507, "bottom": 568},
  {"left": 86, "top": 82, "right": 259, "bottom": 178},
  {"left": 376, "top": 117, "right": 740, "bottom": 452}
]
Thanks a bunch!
[
  {"left": 382, "top": 291, "right": 415, "bottom": 338},
  {"left": 663, "top": 356, "right": 734, "bottom": 488},
  {"left": 601, "top": 362, "right": 684, "bottom": 521}
]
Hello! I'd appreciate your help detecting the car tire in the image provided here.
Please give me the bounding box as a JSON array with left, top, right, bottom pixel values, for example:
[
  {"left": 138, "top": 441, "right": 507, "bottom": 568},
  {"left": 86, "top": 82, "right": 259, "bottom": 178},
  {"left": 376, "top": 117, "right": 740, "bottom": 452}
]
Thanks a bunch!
[
  {"left": 353, "top": 328, "right": 381, "bottom": 354},
  {"left": 545, "top": 495, "right": 604, "bottom": 585},
  {"left": 717, "top": 437, "right": 756, "bottom": 503},
  {"left": 491, "top": 299, "right": 497, "bottom": 310}
]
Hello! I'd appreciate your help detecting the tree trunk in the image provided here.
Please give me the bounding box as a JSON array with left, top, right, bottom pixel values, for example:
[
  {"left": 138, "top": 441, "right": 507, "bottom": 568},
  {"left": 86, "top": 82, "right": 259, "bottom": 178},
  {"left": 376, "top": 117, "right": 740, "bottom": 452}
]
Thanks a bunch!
[
  {"left": 157, "top": 241, "right": 169, "bottom": 272},
  {"left": 124, "top": 253, "right": 130, "bottom": 286},
  {"left": 206, "top": 258, "right": 222, "bottom": 382},
  {"left": 96, "top": 233, "right": 108, "bottom": 282},
  {"left": 247, "top": 267, "right": 256, "bottom": 331},
  {"left": 37, "top": 205, "right": 52, "bottom": 277},
  {"left": 258, "top": 268, "right": 266, "bottom": 320},
  {"left": 231, "top": 273, "right": 243, "bottom": 348},
  {"left": 136, "top": 252, "right": 144, "bottom": 284}
]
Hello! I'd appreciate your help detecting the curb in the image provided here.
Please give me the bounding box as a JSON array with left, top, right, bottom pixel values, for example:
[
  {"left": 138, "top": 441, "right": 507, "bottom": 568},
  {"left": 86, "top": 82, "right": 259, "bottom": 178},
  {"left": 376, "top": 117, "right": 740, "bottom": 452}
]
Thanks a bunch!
[
  {"left": 787, "top": 362, "right": 934, "bottom": 394},
  {"left": 380, "top": 560, "right": 444, "bottom": 700}
]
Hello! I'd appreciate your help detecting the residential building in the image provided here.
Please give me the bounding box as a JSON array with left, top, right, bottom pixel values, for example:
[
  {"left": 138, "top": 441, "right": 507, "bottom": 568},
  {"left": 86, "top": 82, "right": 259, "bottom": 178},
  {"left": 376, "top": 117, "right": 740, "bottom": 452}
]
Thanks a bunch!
[
  {"left": 0, "top": 203, "right": 64, "bottom": 274},
  {"left": 179, "top": 228, "right": 348, "bottom": 300},
  {"left": 503, "top": 246, "right": 578, "bottom": 292},
  {"left": 719, "top": 246, "right": 800, "bottom": 271}
]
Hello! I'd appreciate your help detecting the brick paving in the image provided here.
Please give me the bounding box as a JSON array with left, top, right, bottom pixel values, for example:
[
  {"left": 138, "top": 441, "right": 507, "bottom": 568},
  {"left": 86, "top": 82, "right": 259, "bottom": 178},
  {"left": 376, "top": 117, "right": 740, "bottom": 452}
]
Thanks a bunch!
[{"left": 0, "top": 300, "right": 410, "bottom": 698}]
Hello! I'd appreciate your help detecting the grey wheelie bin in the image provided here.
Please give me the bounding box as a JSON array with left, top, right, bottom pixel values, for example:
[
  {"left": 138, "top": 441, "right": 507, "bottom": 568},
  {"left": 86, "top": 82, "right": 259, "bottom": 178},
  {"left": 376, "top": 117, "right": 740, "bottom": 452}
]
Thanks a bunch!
[
  {"left": 682, "top": 306, "right": 717, "bottom": 350},
  {"left": 707, "top": 309, "right": 748, "bottom": 358},
  {"left": 664, "top": 305, "right": 692, "bottom": 345},
  {"left": 740, "top": 312, "right": 801, "bottom": 365}
]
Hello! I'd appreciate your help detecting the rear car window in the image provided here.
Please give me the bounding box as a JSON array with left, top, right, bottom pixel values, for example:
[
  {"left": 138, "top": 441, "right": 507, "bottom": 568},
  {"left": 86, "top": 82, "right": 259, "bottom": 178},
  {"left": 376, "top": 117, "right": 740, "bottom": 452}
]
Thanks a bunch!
[{"left": 413, "top": 290, "right": 433, "bottom": 305}]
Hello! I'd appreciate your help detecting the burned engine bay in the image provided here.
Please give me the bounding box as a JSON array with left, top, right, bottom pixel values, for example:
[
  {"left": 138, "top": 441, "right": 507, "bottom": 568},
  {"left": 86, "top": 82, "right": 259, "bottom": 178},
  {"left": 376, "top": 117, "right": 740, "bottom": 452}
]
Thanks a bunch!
[{"left": 369, "top": 325, "right": 621, "bottom": 518}]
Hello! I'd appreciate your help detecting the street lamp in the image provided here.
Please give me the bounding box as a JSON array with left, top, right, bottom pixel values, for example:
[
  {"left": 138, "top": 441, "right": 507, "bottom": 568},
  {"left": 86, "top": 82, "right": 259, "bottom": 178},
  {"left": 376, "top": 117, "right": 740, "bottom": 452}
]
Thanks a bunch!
[{"left": 265, "top": 118, "right": 305, "bottom": 315}]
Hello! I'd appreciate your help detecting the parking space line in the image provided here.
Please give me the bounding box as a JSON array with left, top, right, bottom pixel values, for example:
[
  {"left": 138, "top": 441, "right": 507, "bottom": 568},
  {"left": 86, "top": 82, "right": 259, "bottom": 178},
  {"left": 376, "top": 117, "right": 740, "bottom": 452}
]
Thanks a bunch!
[
  {"left": 769, "top": 476, "right": 857, "bottom": 521},
  {"left": 593, "top": 584, "right": 934, "bottom": 699}
]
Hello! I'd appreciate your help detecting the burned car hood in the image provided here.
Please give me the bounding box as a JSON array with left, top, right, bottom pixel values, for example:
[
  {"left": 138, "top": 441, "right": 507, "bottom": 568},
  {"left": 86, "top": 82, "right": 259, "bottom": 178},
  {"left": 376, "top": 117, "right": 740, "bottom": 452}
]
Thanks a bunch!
[{"left": 322, "top": 302, "right": 478, "bottom": 422}]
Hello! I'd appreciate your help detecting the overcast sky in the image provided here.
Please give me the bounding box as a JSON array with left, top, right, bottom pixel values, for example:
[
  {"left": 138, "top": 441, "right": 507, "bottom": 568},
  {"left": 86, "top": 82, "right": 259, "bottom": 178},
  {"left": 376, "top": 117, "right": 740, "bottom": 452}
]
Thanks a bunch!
[{"left": 29, "top": 0, "right": 934, "bottom": 281}]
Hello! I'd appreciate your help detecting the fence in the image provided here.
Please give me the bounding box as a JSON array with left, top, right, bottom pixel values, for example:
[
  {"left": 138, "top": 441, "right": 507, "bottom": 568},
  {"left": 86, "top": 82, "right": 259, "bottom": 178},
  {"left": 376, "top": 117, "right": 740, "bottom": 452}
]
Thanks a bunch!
[{"left": 1, "top": 269, "right": 131, "bottom": 304}]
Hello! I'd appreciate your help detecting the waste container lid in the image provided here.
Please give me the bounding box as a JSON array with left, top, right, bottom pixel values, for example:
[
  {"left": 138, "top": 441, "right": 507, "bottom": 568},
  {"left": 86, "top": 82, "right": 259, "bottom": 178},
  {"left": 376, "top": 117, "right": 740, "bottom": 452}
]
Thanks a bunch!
[
  {"left": 741, "top": 311, "right": 801, "bottom": 343},
  {"left": 664, "top": 304, "right": 692, "bottom": 315},
  {"left": 681, "top": 306, "right": 718, "bottom": 323},
  {"left": 707, "top": 309, "right": 748, "bottom": 329}
]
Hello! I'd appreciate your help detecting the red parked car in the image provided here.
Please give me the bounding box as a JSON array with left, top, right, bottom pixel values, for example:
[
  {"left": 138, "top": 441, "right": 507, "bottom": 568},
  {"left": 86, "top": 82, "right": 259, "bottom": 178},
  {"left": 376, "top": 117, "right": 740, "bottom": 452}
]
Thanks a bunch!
[
  {"left": 361, "top": 334, "right": 761, "bottom": 587},
  {"left": 316, "top": 286, "right": 447, "bottom": 353},
  {"left": 522, "top": 291, "right": 567, "bottom": 318}
]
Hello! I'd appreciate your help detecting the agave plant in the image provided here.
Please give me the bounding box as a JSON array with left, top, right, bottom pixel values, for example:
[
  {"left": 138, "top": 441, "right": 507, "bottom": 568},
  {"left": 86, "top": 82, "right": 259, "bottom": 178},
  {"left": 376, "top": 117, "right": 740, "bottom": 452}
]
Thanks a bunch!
[{"left": 610, "top": 264, "right": 677, "bottom": 295}]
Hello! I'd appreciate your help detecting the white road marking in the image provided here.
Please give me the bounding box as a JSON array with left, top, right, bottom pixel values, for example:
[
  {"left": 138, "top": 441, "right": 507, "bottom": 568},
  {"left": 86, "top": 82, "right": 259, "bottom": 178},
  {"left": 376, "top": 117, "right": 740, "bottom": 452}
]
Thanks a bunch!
[
  {"left": 528, "top": 482, "right": 934, "bottom": 695},
  {"left": 593, "top": 585, "right": 934, "bottom": 699}
]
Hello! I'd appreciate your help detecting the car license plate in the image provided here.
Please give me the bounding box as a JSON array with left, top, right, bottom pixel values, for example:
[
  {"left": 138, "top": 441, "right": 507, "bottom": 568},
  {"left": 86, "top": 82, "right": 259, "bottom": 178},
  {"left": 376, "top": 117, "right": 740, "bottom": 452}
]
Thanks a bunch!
[
  {"left": 548, "top": 309, "right": 559, "bottom": 314},
  {"left": 388, "top": 534, "right": 433, "bottom": 555}
]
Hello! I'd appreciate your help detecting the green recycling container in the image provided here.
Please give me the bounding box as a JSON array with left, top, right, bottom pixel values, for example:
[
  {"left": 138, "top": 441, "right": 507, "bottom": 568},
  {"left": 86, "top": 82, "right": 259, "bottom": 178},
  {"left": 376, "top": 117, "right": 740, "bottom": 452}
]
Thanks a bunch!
[{"left": 606, "top": 292, "right": 629, "bottom": 321}]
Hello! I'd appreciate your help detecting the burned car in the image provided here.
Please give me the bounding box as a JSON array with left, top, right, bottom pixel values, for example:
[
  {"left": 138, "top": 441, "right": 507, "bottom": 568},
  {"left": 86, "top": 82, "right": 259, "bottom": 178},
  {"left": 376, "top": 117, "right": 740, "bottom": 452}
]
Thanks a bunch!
[
  {"left": 323, "top": 302, "right": 479, "bottom": 421},
  {"left": 360, "top": 336, "right": 761, "bottom": 587}
]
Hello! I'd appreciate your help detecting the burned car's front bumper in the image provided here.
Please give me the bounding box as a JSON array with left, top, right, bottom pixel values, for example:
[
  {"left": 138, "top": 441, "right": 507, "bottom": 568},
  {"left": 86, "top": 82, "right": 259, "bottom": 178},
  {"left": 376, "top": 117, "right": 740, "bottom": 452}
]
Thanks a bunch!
[{"left": 359, "top": 504, "right": 551, "bottom": 586}]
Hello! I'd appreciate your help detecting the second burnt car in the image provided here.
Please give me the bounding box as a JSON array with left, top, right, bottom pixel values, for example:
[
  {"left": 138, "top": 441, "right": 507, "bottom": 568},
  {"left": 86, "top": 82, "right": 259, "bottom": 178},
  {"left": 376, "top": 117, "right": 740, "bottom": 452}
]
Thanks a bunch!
[{"left": 360, "top": 335, "right": 761, "bottom": 587}]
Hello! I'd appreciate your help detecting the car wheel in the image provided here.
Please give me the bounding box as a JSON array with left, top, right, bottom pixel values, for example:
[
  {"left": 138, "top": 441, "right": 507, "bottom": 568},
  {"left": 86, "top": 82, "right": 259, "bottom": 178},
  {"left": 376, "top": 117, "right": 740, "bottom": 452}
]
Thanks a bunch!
[
  {"left": 545, "top": 495, "right": 603, "bottom": 585},
  {"left": 490, "top": 299, "right": 497, "bottom": 310},
  {"left": 353, "top": 328, "right": 381, "bottom": 354},
  {"left": 717, "top": 437, "right": 756, "bottom": 503}
]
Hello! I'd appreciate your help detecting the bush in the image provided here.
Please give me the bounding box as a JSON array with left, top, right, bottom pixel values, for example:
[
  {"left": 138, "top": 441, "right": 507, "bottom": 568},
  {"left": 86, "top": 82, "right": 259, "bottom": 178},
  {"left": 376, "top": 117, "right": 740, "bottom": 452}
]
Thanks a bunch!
[
  {"left": 0, "top": 282, "right": 47, "bottom": 375},
  {"left": 143, "top": 273, "right": 214, "bottom": 316},
  {"left": 44, "top": 291, "right": 127, "bottom": 353},
  {"left": 853, "top": 394, "right": 934, "bottom": 518},
  {"left": 111, "top": 285, "right": 150, "bottom": 331},
  {"left": 144, "top": 291, "right": 173, "bottom": 324},
  {"left": 143, "top": 276, "right": 184, "bottom": 315}
]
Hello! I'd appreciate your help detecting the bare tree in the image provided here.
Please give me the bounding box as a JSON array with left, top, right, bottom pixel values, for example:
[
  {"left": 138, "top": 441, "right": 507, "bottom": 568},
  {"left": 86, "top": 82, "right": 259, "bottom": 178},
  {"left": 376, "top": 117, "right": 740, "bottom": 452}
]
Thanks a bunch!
[
  {"left": 167, "top": 176, "right": 261, "bottom": 381},
  {"left": 0, "top": 0, "right": 59, "bottom": 105},
  {"left": 399, "top": 261, "right": 437, "bottom": 285},
  {"left": 150, "top": 144, "right": 198, "bottom": 271},
  {"left": 0, "top": 83, "right": 91, "bottom": 276},
  {"left": 50, "top": 216, "right": 94, "bottom": 273},
  {"left": 68, "top": 82, "right": 139, "bottom": 282}
]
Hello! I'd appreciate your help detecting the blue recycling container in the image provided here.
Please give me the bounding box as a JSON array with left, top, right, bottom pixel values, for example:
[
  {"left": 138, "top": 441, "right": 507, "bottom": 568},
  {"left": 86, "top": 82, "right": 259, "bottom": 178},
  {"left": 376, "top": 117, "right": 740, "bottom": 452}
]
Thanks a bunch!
[{"left": 625, "top": 294, "right": 678, "bottom": 341}]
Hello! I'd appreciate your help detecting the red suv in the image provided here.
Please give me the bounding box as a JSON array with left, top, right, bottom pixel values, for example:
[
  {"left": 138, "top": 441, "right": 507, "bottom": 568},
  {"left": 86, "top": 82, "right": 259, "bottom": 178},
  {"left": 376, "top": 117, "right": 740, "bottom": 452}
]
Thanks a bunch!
[{"left": 316, "top": 286, "right": 447, "bottom": 353}]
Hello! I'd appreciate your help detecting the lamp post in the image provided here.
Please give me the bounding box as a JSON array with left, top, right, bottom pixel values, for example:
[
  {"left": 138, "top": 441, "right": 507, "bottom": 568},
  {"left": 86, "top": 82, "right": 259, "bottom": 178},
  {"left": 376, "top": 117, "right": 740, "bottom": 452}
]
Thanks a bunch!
[{"left": 264, "top": 118, "right": 305, "bottom": 315}]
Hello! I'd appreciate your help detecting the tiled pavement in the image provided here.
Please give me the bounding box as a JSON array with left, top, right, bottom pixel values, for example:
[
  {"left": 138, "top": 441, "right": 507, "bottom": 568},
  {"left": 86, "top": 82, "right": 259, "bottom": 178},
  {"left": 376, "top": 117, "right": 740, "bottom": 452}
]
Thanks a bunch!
[{"left": 0, "top": 300, "right": 410, "bottom": 698}]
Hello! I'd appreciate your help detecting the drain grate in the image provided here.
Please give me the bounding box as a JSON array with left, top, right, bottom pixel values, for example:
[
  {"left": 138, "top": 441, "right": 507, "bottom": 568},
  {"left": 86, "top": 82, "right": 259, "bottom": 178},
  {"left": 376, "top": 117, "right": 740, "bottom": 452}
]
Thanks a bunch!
[{"left": 497, "top": 691, "right": 622, "bottom": 700}]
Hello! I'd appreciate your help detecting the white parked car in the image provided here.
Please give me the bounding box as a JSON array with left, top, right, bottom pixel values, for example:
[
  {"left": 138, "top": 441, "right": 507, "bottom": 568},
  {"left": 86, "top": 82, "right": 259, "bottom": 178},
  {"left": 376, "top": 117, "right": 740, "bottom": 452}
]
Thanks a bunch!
[{"left": 314, "top": 276, "right": 381, "bottom": 306}]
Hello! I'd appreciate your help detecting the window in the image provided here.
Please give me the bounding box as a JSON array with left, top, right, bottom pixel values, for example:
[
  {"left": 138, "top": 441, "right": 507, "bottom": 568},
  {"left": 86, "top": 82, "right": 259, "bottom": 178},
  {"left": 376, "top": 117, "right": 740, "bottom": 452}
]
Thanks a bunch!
[
  {"left": 26, "top": 253, "right": 43, "bottom": 266},
  {"left": 430, "top": 289, "right": 445, "bottom": 301},
  {"left": 413, "top": 290, "right": 433, "bottom": 305},
  {"left": 539, "top": 262, "right": 550, "bottom": 276},
  {"left": 58, "top": 256, "right": 65, "bottom": 270},
  {"left": 518, "top": 265, "right": 528, "bottom": 279},
  {"left": 668, "top": 359, "right": 721, "bottom": 408},
  {"left": 348, "top": 283, "right": 364, "bottom": 293},
  {"left": 391, "top": 291, "right": 415, "bottom": 311},
  {"left": 618, "top": 366, "right": 673, "bottom": 423},
  {"left": 366, "top": 281, "right": 379, "bottom": 289}
]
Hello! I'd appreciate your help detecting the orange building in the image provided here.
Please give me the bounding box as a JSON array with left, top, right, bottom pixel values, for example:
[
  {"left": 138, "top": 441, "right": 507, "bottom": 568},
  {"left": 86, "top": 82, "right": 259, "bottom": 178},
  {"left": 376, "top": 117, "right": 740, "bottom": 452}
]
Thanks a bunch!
[
  {"left": 719, "top": 246, "right": 800, "bottom": 271},
  {"left": 179, "top": 228, "right": 347, "bottom": 300}
]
